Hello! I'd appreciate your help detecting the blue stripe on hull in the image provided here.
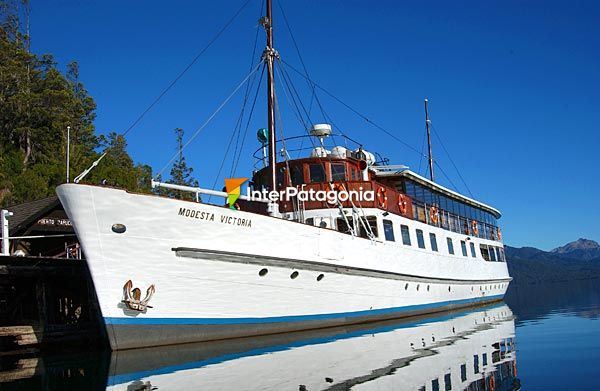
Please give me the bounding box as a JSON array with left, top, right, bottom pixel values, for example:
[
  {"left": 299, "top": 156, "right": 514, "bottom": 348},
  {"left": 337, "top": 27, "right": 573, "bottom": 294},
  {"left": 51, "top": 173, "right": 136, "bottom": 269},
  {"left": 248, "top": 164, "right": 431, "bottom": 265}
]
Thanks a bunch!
[{"left": 105, "top": 294, "right": 504, "bottom": 325}]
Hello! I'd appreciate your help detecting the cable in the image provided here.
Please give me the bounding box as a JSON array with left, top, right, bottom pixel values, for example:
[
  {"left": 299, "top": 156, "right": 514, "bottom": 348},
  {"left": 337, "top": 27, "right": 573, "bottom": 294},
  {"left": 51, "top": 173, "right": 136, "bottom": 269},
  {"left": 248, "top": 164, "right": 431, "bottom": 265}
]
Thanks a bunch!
[
  {"left": 230, "top": 0, "right": 265, "bottom": 177},
  {"left": 122, "top": 0, "right": 255, "bottom": 137},
  {"left": 430, "top": 122, "right": 474, "bottom": 198},
  {"left": 277, "top": 1, "right": 328, "bottom": 122},
  {"left": 231, "top": 65, "right": 265, "bottom": 176},
  {"left": 156, "top": 62, "right": 263, "bottom": 178},
  {"left": 281, "top": 59, "right": 427, "bottom": 159}
]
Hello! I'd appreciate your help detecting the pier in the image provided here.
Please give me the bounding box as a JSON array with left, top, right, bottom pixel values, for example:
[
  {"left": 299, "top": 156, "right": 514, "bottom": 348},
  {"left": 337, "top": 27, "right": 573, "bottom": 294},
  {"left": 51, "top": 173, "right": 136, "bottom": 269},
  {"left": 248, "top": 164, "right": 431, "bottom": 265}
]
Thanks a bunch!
[{"left": 0, "top": 256, "right": 105, "bottom": 355}]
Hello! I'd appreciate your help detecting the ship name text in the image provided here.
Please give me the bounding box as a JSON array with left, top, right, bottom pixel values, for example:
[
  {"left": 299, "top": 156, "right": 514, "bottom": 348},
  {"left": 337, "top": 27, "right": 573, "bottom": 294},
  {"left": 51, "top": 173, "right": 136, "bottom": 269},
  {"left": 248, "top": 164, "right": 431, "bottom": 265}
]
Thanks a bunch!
[{"left": 178, "top": 207, "right": 252, "bottom": 228}]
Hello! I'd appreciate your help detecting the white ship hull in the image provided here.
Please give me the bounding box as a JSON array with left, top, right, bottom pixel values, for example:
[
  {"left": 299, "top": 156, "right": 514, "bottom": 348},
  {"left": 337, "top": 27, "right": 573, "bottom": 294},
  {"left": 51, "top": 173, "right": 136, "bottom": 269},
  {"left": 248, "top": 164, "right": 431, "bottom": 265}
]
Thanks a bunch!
[{"left": 56, "top": 183, "right": 511, "bottom": 350}]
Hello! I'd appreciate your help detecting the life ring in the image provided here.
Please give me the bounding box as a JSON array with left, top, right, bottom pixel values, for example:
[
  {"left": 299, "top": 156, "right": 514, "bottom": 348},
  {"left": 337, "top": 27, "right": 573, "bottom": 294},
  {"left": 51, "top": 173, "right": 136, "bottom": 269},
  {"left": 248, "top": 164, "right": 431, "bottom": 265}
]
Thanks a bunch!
[
  {"left": 497, "top": 228, "right": 503, "bottom": 241},
  {"left": 398, "top": 194, "right": 408, "bottom": 214},
  {"left": 429, "top": 206, "right": 439, "bottom": 225},
  {"left": 376, "top": 187, "right": 387, "bottom": 209},
  {"left": 489, "top": 375, "right": 495, "bottom": 391},
  {"left": 471, "top": 220, "right": 479, "bottom": 236}
]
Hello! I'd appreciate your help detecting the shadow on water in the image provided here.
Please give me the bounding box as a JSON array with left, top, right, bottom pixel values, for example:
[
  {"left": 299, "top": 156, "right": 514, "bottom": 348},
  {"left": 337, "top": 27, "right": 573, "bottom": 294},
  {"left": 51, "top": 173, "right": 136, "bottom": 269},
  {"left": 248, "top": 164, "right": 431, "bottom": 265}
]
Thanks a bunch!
[{"left": 1, "top": 303, "right": 519, "bottom": 391}]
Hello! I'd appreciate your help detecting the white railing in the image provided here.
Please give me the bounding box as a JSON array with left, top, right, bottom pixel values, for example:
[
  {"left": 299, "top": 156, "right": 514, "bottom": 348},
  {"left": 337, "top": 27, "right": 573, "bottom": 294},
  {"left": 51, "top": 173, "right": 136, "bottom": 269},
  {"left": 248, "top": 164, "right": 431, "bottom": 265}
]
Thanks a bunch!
[{"left": 150, "top": 180, "right": 270, "bottom": 203}]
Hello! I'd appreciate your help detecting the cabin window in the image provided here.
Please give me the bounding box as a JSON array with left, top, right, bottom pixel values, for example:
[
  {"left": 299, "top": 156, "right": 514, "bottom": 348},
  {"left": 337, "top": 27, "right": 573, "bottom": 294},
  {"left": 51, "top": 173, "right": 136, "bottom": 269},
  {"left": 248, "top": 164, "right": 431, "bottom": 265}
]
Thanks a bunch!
[
  {"left": 460, "top": 364, "right": 467, "bottom": 382},
  {"left": 276, "top": 167, "right": 287, "bottom": 189},
  {"left": 351, "top": 167, "right": 359, "bottom": 180},
  {"left": 416, "top": 229, "right": 426, "bottom": 249},
  {"left": 309, "top": 163, "right": 325, "bottom": 183},
  {"left": 416, "top": 205, "right": 426, "bottom": 223},
  {"left": 480, "top": 244, "right": 490, "bottom": 261},
  {"left": 359, "top": 216, "right": 378, "bottom": 239},
  {"left": 291, "top": 165, "right": 304, "bottom": 186},
  {"left": 461, "top": 240, "right": 468, "bottom": 256},
  {"left": 444, "top": 373, "right": 452, "bottom": 391},
  {"left": 432, "top": 379, "right": 439, "bottom": 391},
  {"left": 498, "top": 247, "right": 506, "bottom": 262},
  {"left": 489, "top": 246, "right": 497, "bottom": 262},
  {"left": 383, "top": 220, "right": 395, "bottom": 241},
  {"left": 447, "top": 238, "right": 455, "bottom": 255},
  {"left": 474, "top": 354, "right": 480, "bottom": 374},
  {"left": 430, "top": 233, "right": 438, "bottom": 252},
  {"left": 401, "top": 225, "right": 411, "bottom": 245},
  {"left": 331, "top": 163, "right": 346, "bottom": 181},
  {"left": 336, "top": 217, "right": 353, "bottom": 235},
  {"left": 470, "top": 242, "right": 476, "bottom": 258},
  {"left": 483, "top": 353, "right": 488, "bottom": 366}
]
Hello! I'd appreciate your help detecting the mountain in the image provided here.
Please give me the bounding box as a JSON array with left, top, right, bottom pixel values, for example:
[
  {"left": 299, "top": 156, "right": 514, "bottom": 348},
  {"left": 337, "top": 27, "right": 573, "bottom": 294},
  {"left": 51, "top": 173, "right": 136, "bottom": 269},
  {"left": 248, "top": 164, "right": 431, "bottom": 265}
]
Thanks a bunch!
[
  {"left": 551, "top": 238, "right": 600, "bottom": 261},
  {"left": 506, "top": 241, "right": 600, "bottom": 285}
]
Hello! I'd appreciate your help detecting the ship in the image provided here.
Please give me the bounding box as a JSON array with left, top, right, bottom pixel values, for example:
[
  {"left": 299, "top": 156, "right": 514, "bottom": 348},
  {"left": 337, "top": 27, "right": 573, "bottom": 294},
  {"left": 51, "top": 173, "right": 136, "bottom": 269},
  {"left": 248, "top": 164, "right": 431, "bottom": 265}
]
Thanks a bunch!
[{"left": 56, "top": 0, "right": 511, "bottom": 350}]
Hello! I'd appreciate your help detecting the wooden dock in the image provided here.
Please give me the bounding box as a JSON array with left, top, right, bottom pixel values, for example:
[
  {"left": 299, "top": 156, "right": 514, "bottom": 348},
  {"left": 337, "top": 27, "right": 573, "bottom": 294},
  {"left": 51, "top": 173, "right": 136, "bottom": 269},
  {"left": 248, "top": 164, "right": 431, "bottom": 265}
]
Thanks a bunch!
[{"left": 0, "top": 256, "right": 106, "bottom": 354}]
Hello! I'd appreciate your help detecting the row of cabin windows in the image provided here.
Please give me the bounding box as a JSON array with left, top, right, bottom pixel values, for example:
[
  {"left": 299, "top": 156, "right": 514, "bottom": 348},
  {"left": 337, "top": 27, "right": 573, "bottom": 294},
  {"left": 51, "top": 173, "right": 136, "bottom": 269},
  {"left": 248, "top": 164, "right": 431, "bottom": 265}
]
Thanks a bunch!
[
  {"left": 403, "top": 178, "right": 498, "bottom": 226},
  {"left": 413, "top": 201, "right": 500, "bottom": 241},
  {"left": 384, "top": 220, "right": 505, "bottom": 262},
  {"left": 270, "top": 162, "right": 360, "bottom": 190},
  {"left": 307, "top": 216, "right": 505, "bottom": 262}
]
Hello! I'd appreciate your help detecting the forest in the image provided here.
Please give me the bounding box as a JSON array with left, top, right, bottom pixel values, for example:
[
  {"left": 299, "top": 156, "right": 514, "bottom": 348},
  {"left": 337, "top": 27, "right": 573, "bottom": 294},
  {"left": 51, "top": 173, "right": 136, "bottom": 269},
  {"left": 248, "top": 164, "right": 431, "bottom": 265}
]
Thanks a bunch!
[{"left": 0, "top": 1, "right": 196, "bottom": 207}]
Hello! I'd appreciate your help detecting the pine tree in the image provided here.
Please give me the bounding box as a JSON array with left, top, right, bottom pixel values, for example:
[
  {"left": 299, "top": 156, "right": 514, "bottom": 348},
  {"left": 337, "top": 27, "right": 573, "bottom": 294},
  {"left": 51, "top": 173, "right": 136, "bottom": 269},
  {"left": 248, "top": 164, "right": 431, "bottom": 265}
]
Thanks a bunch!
[
  {"left": 167, "top": 128, "right": 198, "bottom": 200},
  {"left": 0, "top": 3, "right": 153, "bottom": 206}
]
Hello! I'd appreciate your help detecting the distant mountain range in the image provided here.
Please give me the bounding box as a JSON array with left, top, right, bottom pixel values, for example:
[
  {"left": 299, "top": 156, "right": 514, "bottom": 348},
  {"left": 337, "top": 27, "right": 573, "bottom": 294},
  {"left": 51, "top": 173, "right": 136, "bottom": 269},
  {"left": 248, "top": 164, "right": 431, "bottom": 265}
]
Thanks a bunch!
[
  {"left": 506, "top": 238, "right": 600, "bottom": 285},
  {"left": 550, "top": 238, "right": 600, "bottom": 261}
]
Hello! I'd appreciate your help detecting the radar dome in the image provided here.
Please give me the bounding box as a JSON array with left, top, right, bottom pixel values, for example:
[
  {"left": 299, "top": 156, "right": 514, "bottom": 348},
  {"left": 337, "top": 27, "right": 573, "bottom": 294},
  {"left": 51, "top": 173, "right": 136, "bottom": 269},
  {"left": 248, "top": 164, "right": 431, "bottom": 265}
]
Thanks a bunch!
[
  {"left": 310, "top": 124, "right": 332, "bottom": 138},
  {"left": 310, "top": 147, "right": 329, "bottom": 158},
  {"left": 330, "top": 146, "right": 348, "bottom": 159}
]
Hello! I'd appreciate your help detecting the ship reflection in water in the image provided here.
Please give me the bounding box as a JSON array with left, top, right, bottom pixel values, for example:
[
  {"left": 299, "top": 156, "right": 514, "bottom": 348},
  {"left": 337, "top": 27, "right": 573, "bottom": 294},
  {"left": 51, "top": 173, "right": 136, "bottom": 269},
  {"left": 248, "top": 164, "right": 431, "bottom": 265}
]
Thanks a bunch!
[{"left": 2, "top": 303, "right": 518, "bottom": 391}]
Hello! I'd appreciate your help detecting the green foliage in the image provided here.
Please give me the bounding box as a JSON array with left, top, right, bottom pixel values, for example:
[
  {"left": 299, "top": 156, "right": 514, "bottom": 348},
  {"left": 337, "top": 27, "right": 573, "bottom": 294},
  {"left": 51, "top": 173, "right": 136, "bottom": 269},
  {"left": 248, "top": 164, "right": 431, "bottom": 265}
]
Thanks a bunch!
[
  {"left": 156, "top": 128, "right": 199, "bottom": 201},
  {"left": 0, "top": 2, "right": 153, "bottom": 206}
]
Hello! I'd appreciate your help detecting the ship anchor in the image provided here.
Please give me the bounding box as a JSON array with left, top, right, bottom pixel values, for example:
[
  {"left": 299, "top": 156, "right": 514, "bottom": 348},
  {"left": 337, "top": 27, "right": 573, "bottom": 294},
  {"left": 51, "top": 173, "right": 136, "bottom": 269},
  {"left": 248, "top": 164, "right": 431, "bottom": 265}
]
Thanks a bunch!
[{"left": 122, "top": 280, "right": 155, "bottom": 312}]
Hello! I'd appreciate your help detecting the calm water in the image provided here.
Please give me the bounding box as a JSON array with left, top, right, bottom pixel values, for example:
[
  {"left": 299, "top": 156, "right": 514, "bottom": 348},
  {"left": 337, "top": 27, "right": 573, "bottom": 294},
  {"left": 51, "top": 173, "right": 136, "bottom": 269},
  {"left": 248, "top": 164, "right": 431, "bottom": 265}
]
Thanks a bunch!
[{"left": 2, "top": 279, "right": 599, "bottom": 390}]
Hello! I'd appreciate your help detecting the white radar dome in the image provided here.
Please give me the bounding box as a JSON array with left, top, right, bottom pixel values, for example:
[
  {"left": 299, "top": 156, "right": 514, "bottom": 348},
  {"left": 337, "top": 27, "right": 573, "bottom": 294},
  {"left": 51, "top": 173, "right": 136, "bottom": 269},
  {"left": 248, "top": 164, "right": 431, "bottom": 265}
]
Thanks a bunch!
[
  {"left": 310, "top": 124, "right": 332, "bottom": 138},
  {"left": 310, "top": 147, "right": 330, "bottom": 158},
  {"left": 330, "top": 146, "right": 348, "bottom": 159}
]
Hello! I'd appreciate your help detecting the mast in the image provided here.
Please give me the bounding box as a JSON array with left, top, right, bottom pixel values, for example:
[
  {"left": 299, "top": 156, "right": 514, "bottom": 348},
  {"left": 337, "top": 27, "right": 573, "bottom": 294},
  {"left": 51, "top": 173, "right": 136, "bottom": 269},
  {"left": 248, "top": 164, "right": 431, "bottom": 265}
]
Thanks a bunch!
[
  {"left": 424, "top": 98, "right": 434, "bottom": 182},
  {"left": 263, "top": 0, "right": 277, "bottom": 191}
]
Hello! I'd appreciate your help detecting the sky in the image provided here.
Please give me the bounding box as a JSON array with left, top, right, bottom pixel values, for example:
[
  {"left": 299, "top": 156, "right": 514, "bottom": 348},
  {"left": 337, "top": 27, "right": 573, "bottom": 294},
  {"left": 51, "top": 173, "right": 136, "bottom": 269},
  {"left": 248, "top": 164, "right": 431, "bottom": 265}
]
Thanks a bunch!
[{"left": 27, "top": 0, "right": 600, "bottom": 250}]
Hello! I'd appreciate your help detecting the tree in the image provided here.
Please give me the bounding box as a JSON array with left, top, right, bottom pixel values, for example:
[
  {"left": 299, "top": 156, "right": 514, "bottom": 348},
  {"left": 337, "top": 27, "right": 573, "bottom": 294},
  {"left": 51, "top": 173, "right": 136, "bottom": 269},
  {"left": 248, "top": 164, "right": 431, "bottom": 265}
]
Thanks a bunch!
[
  {"left": 166, "top": 128, "right": 198, "bottom": 200},
  {"left": 0, "top": 4, "right": 153, "bottom": 206}
]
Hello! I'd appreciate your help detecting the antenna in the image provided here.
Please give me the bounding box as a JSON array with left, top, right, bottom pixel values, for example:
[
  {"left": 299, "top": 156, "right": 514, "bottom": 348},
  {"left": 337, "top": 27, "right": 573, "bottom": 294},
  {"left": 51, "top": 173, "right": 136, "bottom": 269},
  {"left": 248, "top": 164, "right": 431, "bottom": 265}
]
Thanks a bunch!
[
  {"left": 66, "top": 126, "right": 71, "bottom": 183},
  {"left": 425, "top": 98, "right": 434, "bottom": 182}
]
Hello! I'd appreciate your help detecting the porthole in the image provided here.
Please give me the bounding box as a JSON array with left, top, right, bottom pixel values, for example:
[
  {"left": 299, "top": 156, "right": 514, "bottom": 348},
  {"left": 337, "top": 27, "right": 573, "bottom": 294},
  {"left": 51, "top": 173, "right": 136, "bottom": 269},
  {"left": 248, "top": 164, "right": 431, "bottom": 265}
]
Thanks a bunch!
[
  {"left": 471, "top": 286, "right": 474, "bottom": 291},
  {"left": 317, "top": 274, "right": 324, "bottom": 281},
  {"left": 416, "top": 284, "right": 420, "bottom": 291},
  {"left": 405, "top": 283, "right": 409, "bottom": 290},
  {"left": 427, "top": 285, "right": 430, "bottom": 291},
  {"left": 259, "top": 268, "right": 268, "bottom": 277},
  {"left": 111, "top": 223, "right": 126, "bottom": 234},
  {"left": 448, "top": 286, "right": 451, "bottom": 292},
  {"left": 290, "top": 271, "right": 299, "bottom": 279}
]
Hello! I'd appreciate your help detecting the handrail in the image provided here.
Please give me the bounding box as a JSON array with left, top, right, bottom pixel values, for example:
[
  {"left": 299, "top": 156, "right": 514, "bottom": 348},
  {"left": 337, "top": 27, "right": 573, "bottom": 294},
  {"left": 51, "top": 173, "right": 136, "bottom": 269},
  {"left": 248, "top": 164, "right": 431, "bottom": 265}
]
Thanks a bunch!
[{"left": 151, "top": 180, "right": 271, "bottom": 203}]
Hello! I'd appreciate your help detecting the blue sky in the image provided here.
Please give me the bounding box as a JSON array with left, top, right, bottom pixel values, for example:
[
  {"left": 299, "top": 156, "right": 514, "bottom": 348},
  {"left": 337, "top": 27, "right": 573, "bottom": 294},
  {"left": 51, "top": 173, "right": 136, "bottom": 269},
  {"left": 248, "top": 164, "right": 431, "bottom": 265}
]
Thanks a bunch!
[{"left": 29, "top": 1, "right": 599, "bottom": 250}]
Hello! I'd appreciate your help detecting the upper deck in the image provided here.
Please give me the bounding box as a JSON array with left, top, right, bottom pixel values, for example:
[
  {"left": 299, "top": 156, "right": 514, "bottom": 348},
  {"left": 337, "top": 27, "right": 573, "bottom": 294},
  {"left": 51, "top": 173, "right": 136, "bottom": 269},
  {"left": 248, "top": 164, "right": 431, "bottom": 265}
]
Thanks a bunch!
[{"left": 250, "top": 134, "right": 503, "bottom": 242}]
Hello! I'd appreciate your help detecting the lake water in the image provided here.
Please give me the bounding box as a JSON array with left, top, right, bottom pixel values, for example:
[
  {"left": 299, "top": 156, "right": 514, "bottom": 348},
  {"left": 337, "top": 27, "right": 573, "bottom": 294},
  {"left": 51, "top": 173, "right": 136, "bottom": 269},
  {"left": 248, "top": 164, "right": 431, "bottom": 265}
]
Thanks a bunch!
[{"left": 2, "top": 279, "right": 599, "bottom": 390}]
